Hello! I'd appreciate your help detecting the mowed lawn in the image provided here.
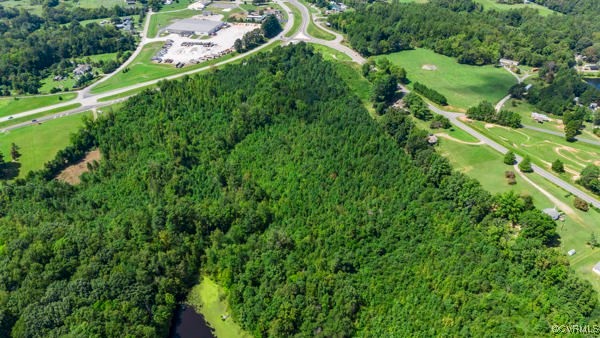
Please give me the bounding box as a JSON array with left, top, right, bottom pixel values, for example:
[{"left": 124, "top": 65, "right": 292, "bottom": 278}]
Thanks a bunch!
[
  {"left": 0, "top": 93, "right": 77, "bottom": 118},
  {"left": 436, "top": 133, "right": 600, "bottom": 294},
  {"left": 147, "top": 9, "right": 198, "bottom": 38},
  {"left": 473, "top": 0, "right": 557, "bottom": 16},
  {"left": 0, "top": 112, "right": 90, "bottom": 178},
  {"left": 378, "top": 49, "right": 516, "bottom": 110}
]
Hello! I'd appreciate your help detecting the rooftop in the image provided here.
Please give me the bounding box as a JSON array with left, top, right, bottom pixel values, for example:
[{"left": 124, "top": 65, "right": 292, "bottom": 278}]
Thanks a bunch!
[
  {"left": 542, "top": 208, "right": 560, "bottom": 220},
  {"left": 165, "top": 18, "right": 223, "bottom": 33}
]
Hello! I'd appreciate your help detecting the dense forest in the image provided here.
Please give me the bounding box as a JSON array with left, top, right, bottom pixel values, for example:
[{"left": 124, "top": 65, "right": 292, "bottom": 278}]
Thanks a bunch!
[
  {"left": 0, "top": 4, "right": 137, "bottom": 94},
  {"left": 0, "top": 44, "right": 597, "bottom": 336},
  {"left": 329, "top": 0, "right": 600, "bottom": 66}
]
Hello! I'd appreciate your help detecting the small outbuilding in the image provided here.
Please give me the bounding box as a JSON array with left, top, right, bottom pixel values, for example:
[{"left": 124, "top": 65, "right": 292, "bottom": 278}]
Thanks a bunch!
[
  {"left": 500, "top": 58, "right": 519, "bottom": 67},
  {"left": 73, "top": 64, "right": 91, "bottom": 76},
  {"left": 568, "top": 249, "right": 576, "bottom": 256}
]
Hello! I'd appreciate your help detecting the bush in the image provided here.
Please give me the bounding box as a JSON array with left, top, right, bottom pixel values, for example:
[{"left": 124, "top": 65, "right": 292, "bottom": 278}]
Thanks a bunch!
[
  {"left": 413, "top": 82, "right": 447, "bottom": 105},
  {"left": 504, "top": 151, "right": 516, "bottom": 165},
  {"left": 519, "top": 156, "right": 533, "bottom": 173},
  {"left": 505, "top": 171, "right": 516, "bottom": 185},
  {"left": 551, "top": 159, "right": 565, "bottom": 173},
  {"left": 574, "top": 197, "right": 589, "bottom": 211}
]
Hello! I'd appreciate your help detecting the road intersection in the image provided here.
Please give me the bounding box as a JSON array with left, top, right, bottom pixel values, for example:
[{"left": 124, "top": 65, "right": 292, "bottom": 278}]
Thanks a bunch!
[{"left": 3, "top": 0, "right": 599, "bottom": 209}]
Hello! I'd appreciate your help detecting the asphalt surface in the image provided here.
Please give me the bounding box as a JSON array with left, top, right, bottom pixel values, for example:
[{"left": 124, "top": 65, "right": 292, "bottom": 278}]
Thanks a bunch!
[{"left": 3, "top": 1, "right": 599, "bottom": 209}]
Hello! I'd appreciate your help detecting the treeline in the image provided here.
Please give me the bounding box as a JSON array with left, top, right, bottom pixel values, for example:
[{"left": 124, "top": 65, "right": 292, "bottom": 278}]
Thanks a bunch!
[
  {"left": 329, "top": 0, "right": 599, "bottom": 67},
  {"left": 467, "top": 101, "right": 522, "bottom": 127},
  {"left": 233, "top": 15, "right": 281, "bottom": 53},
  {"left": 0, "top": 44, "right": 597, "bottom": 337},
  {"left": 0, "top": 5, "right": 136, "bottom": 94},
  {"left": 413, "top": 82, "right": 447, "bottom": 105}
]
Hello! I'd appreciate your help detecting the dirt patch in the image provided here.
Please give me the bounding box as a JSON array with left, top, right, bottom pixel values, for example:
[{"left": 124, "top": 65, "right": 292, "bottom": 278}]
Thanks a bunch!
[
  {"left": 56, "top": 150, "right": 101, "bottom": 185},
  {"left": 421, "top": 64, "right": 437, "bottom": 71}
]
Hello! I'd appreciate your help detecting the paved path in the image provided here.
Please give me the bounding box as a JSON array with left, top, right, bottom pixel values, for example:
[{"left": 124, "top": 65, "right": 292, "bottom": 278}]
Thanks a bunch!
[{"left": 522, "top": 124, "right": 600, "bottom": 146}]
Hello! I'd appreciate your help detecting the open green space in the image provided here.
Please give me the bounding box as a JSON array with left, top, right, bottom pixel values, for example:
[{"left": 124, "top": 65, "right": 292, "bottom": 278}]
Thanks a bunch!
[
  {"left": 67, "top": 0, "right": 132, "bottom": 8},
  {"left": 187, "top": 276, "right": 252, "bottom": 338},
  {"left": 468, "top": 120, "right": 600, "bottom": 178},
  {"left": 148, "top": 9, "right": 198, "bottom": 38},
  {"left": 90, "top": 42, "right": 238, "bottom": 94},
  {"left": 310, "top": 44, "right": 351, "bottom": 62},
  {"left": 0, "top": 103, "right": 81, "bottom": 129},
  {"left": 473, "top": 0, "right": 557, "bottom": 16},
  {"left": 435, "top": 131, "right": 600, "bottom": 294},
  {"left": 0, "top": 112, "right": 90, "bottom": 178},
  {"left": 284, "top": 2, "right": 302, "bottom": 38},
  {"left": 307, "top": 19, "right": 335, "bottom": 40},
  {"left": 378, "top": 49, "right": 516, "bottom": 110},
  {"left": 97, "top": 84, "right": 157, "bottom": 102},
  {"left": 0, "top": 93, "right": 77, "bottom": 118},
  {"left": 0, "top": 0, "right": 44, "bottom": 14},
  {"left": 158, "top": 0, "right": 195, "bottom": 11}
]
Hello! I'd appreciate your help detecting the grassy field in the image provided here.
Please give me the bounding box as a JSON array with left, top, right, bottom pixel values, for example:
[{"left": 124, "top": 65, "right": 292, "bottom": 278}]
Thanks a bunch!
[
  {"left": 378, "top": 49, "right": 516, "bottom": 110},
  {"left": 90, "top": 42, "right": 238, "bottom": 94},
  {"left": 158, "top": 0, "right": 195, "bottom": 11},
  {"left": 430, "top": 126, "right": 600, "bottom": 294},
  {"left": 0, "top": 112, "right": 90, "bottom": 178},
  {"left": 307, "top": 19, "right": 335, "bottom": 40},
  {"left": 467, "top": 120, "right": 600, "bottom": 179},
  {"left": 187, "top": 276, "right": 252, "bottom": 338},
  {"left": 97, "top": 84, "right": 157, "bottom": 102},
  {"left": 473, "top": 0, "right": 557, "bottom": 16},
  {"left": 0, "top": 103, "right": 82, "bottom": 129},
  {"left": 67, "top": 0, "right": 130, "bottom": 8},
  {"left": 284, "top": 2, "right": 302, "bottom": 38},
  {"left": 0, "top": 93, "right": 77, "bottom": 118},
  {"left": 311, "top": 44, "right": 351, "bottom": 62},
  {"left": 147, "top": 9, "right": 198, "bottom": 38}
]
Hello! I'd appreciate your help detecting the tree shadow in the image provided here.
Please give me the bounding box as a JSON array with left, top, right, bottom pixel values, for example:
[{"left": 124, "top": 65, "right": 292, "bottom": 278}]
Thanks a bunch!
[{"left": 1, "top": 162, "right": 21, "bottom": 180}]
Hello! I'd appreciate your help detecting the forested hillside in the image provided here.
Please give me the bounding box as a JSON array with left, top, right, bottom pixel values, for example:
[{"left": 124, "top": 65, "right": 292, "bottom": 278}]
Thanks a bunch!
[{"left": 0, "top": 45, "right": 597, "bottom": 337}]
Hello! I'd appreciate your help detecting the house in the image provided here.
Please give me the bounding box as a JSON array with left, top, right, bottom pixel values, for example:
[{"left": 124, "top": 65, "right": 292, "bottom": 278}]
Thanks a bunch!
[
  {"left": 524, "top": 84, "right": 532, "bottom": 91},
  {"left": 568, "top": 249, "right": 576, "bottom": 256},
  {"left": 73, "top": 64, "right": 91, "bottom": 76},
  {"left": 583, "top": 64, "right": 599, "bottom": 71},
  {"left": 499, "top": 58, "right": 519, "bottom": 67},
  {"left": 593, "top": 262, "right": 600, "bottom": 276},
  {"left": 590, "top": 102, "right": 598, "bottom": 111},
  {"left": 542, "top": 207, "right": 561, "bottom": 221},
  {"left": 125, "top": 0, "right": 136, "bottom": 5},
  {"left": 531, "top": 112, "right": 550, "bottom": 123}
]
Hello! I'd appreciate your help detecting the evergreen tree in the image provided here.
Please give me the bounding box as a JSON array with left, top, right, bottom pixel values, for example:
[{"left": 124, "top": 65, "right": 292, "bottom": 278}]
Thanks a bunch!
[
  {"left": 503, "top": 151, "right": 516, "bottom": 165},
  {"left": 261, "top": 15, "right": 282, "bottom": 38},
  {"left": 519, "top": 156, "right": 533, "bottom": 173}
]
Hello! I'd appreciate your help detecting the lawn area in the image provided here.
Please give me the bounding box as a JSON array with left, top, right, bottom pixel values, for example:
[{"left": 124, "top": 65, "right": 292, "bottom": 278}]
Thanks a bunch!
[
  {"left": 0, "top": 112, "right": 90, "bottom": 178},
  {"left": 186, "top": 276, "right": 252, "bottom": 338},
  {"left": 90, "top": 42, "right": 237, "bottom": 94},
  {"left": 467, "top": 120, "right": 600, "bottom": 179},
  {"left": 311, "top": 44, "right": 351, "bottom": 62},
  {"left": 0, "top": 0, "right": 44, "bottom": 14},
  {"left": 67, "top": 0, "right": 131, "bottom": 8},
  {"left": 435, "top": 132, "right": 600, "bottom": 295},
  {"left": 158, "top": 0, "right": 195, "bottom": 11},
  {"left": 473, "top": 0, "right": 557, "bottom": 16},
  {"left": 284, "top": 2, "right": 302, "bottom": 38},
  {"left": 97, "top": 84, "right": 157, "bottom": 102},
  {"left": 0, "top": 93, "right": 77, "bottom": 118},
  {"left": 378, "top": 49, "right": 516, "bottom": 110},
  {"left": 147, "top": 9, "right": 198, "bottom": 38},
  {"left": 307, "top": 19, "right": 335, "bottom": 40},
  {"left": 0, "top": 103, "right": 82, "bottom": 129}
]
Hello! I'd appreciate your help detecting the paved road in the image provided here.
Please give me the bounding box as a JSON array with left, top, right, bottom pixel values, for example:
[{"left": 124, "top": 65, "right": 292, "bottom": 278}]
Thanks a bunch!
[
  {"left": 1, "top": 1, "right": 293, "bottom": 124},
  {"left": 522, "top": 124, "right": 600, "bottom": 146},
  {"left": 428, "top": 104, "right": 600, "bottom": 209}
]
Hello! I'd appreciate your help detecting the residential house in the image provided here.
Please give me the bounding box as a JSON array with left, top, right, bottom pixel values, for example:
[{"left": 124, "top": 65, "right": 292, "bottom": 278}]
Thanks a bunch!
[{"left": 73, "top": 64, "right": 91, "bottom": 76}]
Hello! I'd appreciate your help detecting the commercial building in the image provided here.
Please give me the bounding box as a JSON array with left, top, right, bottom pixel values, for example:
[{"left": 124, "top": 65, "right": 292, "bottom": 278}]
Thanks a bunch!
[{"left": 164, "top": 18, "right": 225, "bottom": 36}]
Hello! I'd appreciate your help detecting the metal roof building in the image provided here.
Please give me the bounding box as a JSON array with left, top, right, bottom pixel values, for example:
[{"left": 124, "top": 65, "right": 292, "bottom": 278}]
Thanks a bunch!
[{"left": 164, "top": 19, "right": 224, "bottom": 36}]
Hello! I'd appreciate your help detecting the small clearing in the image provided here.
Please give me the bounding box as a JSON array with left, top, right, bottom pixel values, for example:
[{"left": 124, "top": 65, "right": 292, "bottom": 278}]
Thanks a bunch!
[
  {"left": 422, "top": 64, "right": 437, "bottom": 71},
  {"left": 56, "top": 150, "right": 101, "bottom": 185}
]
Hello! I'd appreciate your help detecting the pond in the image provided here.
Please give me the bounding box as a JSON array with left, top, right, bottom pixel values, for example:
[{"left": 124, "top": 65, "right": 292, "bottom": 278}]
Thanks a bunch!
[
  {"left": 169, "top": 304, "right": 216, "bottom": 338},
  {"left": 585, "top": 78, "right": 600, "bottom": 89}
]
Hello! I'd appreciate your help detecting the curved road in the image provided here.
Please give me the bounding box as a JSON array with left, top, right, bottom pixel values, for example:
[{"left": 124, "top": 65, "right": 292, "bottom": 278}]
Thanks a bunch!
[{"left": 4, "top": 1, "right": 599, "bottom": 209}]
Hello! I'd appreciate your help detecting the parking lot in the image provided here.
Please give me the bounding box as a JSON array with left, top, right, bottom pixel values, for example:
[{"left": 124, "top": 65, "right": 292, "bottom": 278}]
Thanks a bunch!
[{"left": 152, "top": 23, "right": 259, "bottom": 66}]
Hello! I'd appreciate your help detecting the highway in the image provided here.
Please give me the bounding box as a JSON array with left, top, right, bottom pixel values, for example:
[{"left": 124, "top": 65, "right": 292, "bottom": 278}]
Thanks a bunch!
[{"left": 3, "top": 0, "right": 599, "bottom": 209}]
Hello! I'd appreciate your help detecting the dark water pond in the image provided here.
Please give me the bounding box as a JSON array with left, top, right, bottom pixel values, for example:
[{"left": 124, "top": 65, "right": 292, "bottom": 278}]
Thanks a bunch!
[
  {"left": 169, "top": 304, "right": 216, "bottom": 338},
  {"left": 585, "top": 78, "right": 600, "bottom": 89}
]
